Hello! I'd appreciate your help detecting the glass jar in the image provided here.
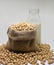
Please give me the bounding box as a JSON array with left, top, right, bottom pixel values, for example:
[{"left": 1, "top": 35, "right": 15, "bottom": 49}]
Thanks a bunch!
[{"left": 27, "top": 8, "right": 41, "bottom": 44}]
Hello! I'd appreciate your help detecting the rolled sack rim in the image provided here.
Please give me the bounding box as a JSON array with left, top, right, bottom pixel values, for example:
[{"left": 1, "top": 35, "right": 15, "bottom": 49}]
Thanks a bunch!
[
  {"left": 7, "top": 34, "right": 35, "bottom": 40},
  {"left": 7, "top": 28, "right": 36, "bottom": 40}
]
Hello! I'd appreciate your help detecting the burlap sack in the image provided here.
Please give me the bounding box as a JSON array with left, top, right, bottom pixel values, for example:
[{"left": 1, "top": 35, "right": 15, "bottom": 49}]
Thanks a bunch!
[{"left": 6, "top": 27, "right": 38, "bottom": 52}]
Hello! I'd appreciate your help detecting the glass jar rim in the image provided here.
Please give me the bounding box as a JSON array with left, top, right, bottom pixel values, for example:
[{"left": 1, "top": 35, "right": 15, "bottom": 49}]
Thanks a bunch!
[{"left": 29, "top": 8, "right": 39, "bottom": 14}]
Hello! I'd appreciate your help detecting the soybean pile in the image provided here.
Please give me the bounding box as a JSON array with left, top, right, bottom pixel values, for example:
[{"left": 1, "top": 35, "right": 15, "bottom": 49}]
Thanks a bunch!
[{"left": 0, "top": 43, "right": 54, "bottom": 65}]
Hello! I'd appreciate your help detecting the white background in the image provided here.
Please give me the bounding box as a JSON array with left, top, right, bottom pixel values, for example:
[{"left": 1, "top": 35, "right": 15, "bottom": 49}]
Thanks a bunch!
[{"left": 0, "top": 0, "right": 54, "bottom": 50}]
